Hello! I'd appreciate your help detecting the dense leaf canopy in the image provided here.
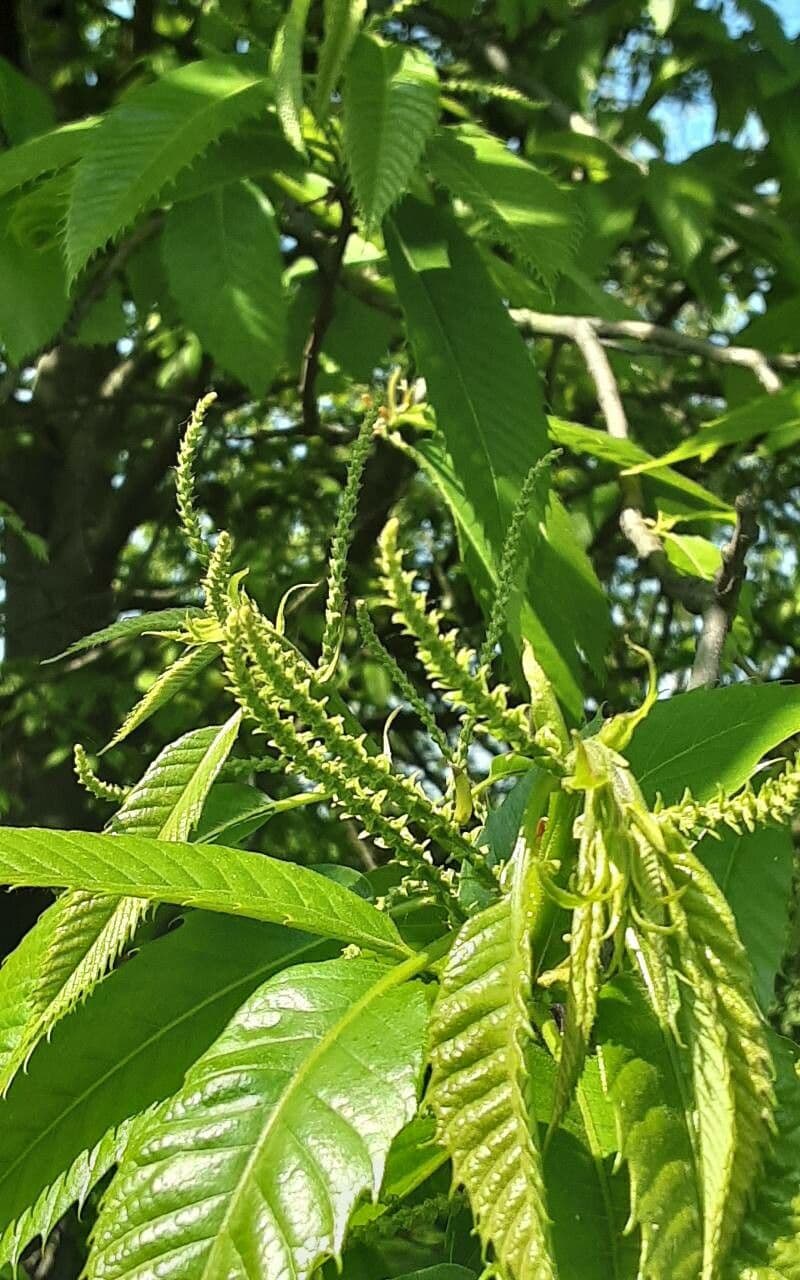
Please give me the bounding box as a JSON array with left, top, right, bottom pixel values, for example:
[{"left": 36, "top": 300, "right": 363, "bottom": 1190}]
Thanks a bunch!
[{"left": 1, "top": 0, "right": 800, "bottom": 1277}]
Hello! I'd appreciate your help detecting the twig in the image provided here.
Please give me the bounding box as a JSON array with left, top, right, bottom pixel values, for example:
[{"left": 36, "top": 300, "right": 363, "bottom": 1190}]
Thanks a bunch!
[
  {"left": 566, "top": 313, "right": 761, "bottom": 684},
  {"left": 299, "top": 197, "right": 354, "bottom": 434},
  {"left": 568, "top": 318, "right": 710, "bottom": 612},
  {"left": 512, "top": 309, "right": 793, "bottom": 392},
  {"left": 689, "top": 492, "right": 759, "bottom": 689}
]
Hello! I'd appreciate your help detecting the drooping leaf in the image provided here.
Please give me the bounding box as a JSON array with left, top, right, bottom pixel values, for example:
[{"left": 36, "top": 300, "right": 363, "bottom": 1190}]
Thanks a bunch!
[
  {"left": 0, "top": 117, "right": 98, "bottom": 199},
  {"left": 626, "top": 681, "right": 800, "bottom": 805},
  {"left": 44, "top": 606, "right": 204, "bottom": 662},
  {"left": 0, "top": 827, "right": 408, "bottom": 956},
  {"left": 64, "top": 59, "right": 273, "bottom": 279},
  {"left": 526, "top": 1044, "right": 636, "bottom": 1280},
  {"left": 427, "top": 124, "right": 578, "bottom": 291},
  {"left": 75, "top": 279, "right": 127, "bottom": 346},
  {"left": 387, "top": 197, "right": 610, "bottom": 718},
  {"left": 167, "top": 117, "right": 305, "bottom": 204},
  {"left": 550, "top": 826, "right": 607, "bottom": 1133},
  {"left": 0, "top": 716, "right": 242, "bottom": 1096},
  {"left": 270, "top": 0, "right": 312, "bottom": 151},
  {"left": 343, "top": 36, "right": 439, "bottom": 232},
  {"left": 624, "top": 384, "right": 800, "bottom": 474},
  {"left": 315, "top": 0, "right": 367, "bottom": 118},
  {"left": 0, "top": 912, "right": 54, "bottom": 1094},
  {"left": 479, "top": 770, "right": 539, "bottom": 866},
  {"left": 378, "top": 1114, "right": 448, "bottom": 1202},
  {"left": 669, "top": 846, "right": 775, "bottom": 1268},
  {"left": 699, "top": 819, "right": 793, "bottom": 1013},
  {"left": 102, "top": 642, "right": 218, "bottom": 751},
  {"left": 163, "top": 180, "right": 286, "bottom": 396},
  {"left": 0, "top": 912, "right": 336, "bottom": 1268},
  {"left": 427, "top": 847, "right": 556, "bottom": 1280},
  {"left": 596, "top": 975, "right": 703, "bottom": 1280},
  {"left": 0, "top": 190, "right": 70, "bottom": 362},
  {"left": 86, "top": 957, "right": 429, "bottom": 1280},
  {"left": 547, "top": 416, "right": 733, "bottom": 515},
  {"left": 0, "top": 894, "right": 144, "bottom": 1100},
  {"left": 286, "top": 275, "right": 396, "bottom": 389},
  {"left": 726, "top": 1033, "right": 800, "bottom": 1279}
]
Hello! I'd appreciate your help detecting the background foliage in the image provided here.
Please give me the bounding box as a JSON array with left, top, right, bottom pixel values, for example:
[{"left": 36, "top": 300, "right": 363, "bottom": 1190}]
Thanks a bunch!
[{"left": 1, "top": 0, "right": 800, "bottom": 1274}]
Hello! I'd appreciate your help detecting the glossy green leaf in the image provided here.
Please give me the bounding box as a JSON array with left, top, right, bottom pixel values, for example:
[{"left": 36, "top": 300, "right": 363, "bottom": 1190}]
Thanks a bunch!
[
  {"left": 87, "top": 956, "right": 429, "bottom": 1280},
  {"left": 0, "top": 717, "right": 242, "bottom": 1096},
  {"left": 0, "top": 913, "right": 54, "bottom": 1094},
  {"left": 193, "top": 781, "right": 277, "bottom": 846},
  {"left": 343, "top": 36, "right": 439, "bottom": 232},
  {"left": 112, "top": 713, "right": 243, "bottom": 840},
  {"left": 527, "top": 1045, "right": 636, "bottom": 1280},
  {"left": 626, "top": 682, "right": 800, "bottom": 804},
  {"left": 0, "top": 894, "right": 144, "bottom": 1100},
  {"left": 167, "top": 117, "right": 304, "bottom": 204},
  {"left": 75, "top": 279, "right": 127, "bottom": 346},
  {"left": 661, "top": 531, "right": 721, "bottom": 580},
  {"left": 163, "top": 179, "right": 286, "bottom": 395},
  {"left": 65, "top": 59, "right": 272, "bottom": 279},
  {"left": 428, "top": 849, "right": 556, "bottom": 1280},
  {"left": 669, "top": 847, "right": 775, "bottom": 1270},
  {"left": 0, "top": 912, "right": 335, "bottom": 1268},
  {"left": 597, "top": 975, "right": 703, "bottom": 1280},
  {"left": 427, "top": 124, "right": 578, "bottom": 291},
  {"left": 286, "top": 276, "right": 396, "bottom": 389},
  {"left": 387, "top": 197, "right": 610, "bottom": 717},
  {"left": 0, "top": 827, "right": 408, "bottom": 956},
  {"left": 378, "top": 1115, "right": 447, "bottom": 1202}
]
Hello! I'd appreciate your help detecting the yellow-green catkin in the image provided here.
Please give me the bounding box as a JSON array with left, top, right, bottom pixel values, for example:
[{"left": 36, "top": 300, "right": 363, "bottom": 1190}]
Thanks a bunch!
[
  {"left": 356, "top": 599, "right": 450, "bottom": 757},
  {"left": 175, "top": 392, "right": 217, "bottom": 565},
  {"left": 378, "top": 518, "right": 535, "bottom": 756},
  {"left": 74, "top": 744, "right": 129, "bottom": 803},
  {"left": 458, "top": 451, "right": 556, "bottom": 762},
  {"left": 319, "top": 414, "right": 376, "bottom": 673},
  {"left": 664, "top": 754, "right": 800, "bottom": 837}
]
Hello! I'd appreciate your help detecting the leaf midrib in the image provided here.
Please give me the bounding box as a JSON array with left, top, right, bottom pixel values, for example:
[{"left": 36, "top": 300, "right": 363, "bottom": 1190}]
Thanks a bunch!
[
  {"left": 1, "top": 718, "right": 242, "bottom": 1093},
  {"left": 200, "top": 955, "right": 420, "bottom": 1278},
  {"left": 392, "top": 229, "right": 504, "bottom": 546},
  {"left": 0, "top": 829, "right": 406, "bottom": 956}
]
